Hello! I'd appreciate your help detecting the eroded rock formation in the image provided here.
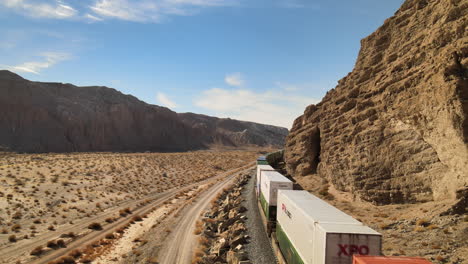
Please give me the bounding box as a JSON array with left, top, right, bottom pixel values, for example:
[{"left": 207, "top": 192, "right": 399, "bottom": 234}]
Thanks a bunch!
[
  {"left": 284, "top": 0, "right": 467, "bottom": 204},
  {"left": 0, "top": 71, "right": 288, "bottom": 153}
]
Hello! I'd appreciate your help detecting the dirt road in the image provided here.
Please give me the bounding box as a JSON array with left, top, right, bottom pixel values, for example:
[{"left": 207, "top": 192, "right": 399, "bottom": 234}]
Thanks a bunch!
[{"left": 158, "top": 166, "right": 253, "bottom": 264}]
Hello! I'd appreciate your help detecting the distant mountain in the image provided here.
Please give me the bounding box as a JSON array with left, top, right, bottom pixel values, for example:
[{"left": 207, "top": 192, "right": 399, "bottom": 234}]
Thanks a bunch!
[
  {"left": 178, "top": 113, "right": 288, "bottom": 147},
  {"left": 0, "top": 70, "right": 288, "bottom": 153}
]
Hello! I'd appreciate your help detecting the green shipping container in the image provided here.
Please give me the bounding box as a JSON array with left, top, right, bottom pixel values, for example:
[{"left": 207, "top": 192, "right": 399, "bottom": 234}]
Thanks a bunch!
[
  {"left": 277, "top": 223, "right": 305, "bottom": 264},
  {"left": 260, "top": 192, "right": 277, "bottom": 220},
  {"left": 257, "top": 160, "right": 269, "bottom": 165}
]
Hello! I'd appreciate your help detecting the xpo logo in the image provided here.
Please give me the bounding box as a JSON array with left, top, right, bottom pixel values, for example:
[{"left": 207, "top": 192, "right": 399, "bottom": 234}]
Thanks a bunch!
[
  {"left": 337, "top": 244, "right": 369, "bottom": 256},
  {"left": 281, "top": 203, "right": 292, "bottom": 219}
]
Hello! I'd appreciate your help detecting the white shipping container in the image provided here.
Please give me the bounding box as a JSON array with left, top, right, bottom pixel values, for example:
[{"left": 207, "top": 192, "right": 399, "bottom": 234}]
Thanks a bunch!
[
  {"left": 256, "top": 164, "right": 274, "bottom": 195},
  {"left": 260, "top": 171, "right": 293, "bottom": 206},
  {"left": 277, "top": 190, "right": 381, "bottom": 264}
]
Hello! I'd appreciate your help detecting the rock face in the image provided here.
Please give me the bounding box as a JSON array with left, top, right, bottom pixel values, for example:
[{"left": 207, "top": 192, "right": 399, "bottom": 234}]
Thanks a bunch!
[
  {"left": 284, "top": 0, "right": 467, "bottom": 204},
  {"left": 0, "top": 71, "right": 287, "bottom": 153},
  {"left": 178, "top": 113, "right": 289, "bottom": 148}
]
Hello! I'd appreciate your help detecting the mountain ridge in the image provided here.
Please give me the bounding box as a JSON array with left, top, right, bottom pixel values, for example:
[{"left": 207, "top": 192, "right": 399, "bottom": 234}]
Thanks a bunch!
[{"left": 0, "top": 71, "right": 288, "bottom": 153}]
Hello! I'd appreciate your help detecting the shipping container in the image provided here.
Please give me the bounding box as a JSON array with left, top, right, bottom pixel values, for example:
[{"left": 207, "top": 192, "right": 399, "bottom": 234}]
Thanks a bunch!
[
  {"left": 353, "top": 255, "right": 432, "bottom": 264},
  {"left": 277, "top": 190, "right": 381, "bottom": 264},
  {"left": 257, "top": 155, "right": 269, "bottom": 165},
  {"left": 259, "top": 171, "right": 293, "bottom": 220},
  {"left": 256, "top": 164, "right": 275, "bottom": 196}
]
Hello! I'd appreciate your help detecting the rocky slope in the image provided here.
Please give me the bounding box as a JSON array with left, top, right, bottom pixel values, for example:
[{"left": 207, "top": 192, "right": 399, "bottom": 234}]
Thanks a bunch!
[
  {"left": 284, "top": 0, "right": 467, "bottom": 205},
  {"left": 0, "top": 71, "right": 287, "bottom": 153},
  {"left": 178, "top": 113, "right": 288, "bottom": 148}
]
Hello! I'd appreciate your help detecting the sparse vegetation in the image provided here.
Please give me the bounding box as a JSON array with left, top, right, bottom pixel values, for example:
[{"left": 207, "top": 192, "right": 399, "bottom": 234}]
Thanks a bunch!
[
  {"left": 30, "top": 246, "right": 44, "bottom": 256},
  {"left": 0, "top": 151, "right": 258, "bottom": 263},
  {"left": 88, "top": 222, "right": 102, "bottom": 230},
  {"left": 8, "top": 235, "right": 17, "bottom": 242}
]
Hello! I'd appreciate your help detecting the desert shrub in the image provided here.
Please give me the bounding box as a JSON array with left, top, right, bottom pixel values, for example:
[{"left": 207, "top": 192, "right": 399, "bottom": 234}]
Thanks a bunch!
[
  {"left": 119, "top": 207, "right": 132, "bottom": 217},
  {"left": 68, "top": 249, "right": 82, "bottom": 259},
  {"left": 11, "top": 224, "right": 21, "bottom": 232},
  {"left": 80, "top": 256, "right": 94, "bottom": 263},
  {"left": 132, "top": 215, "right": 143, "bottom": 222},
  {"left": 59, "top": 256, "right": 76, "bottom": 264},
  {"left": 56, "top": 239, "right": 66, "bottom": 248},
  {"left": 105, "top": 233, "right": 115, "bottom": 239},
  {"left": 12, "top": 211, "right": 22, "bottom": 219},
  {"left": 8, "top": 235, "right": 17, "bottom": 242},
  {"left": 48, "top": 225, "right": 55, "bottom": 231},
  {"left": 30, "top": 246, "right": 44, "bottom": 255},
  {"left": 87, "top": 222, "right": 102, "bottom": 230},
  {"left": 47, "top": 240, "right": 58, "bottom": 248},
  {"left": 105, "top": 217, "right": 114, "bottom": 223}
]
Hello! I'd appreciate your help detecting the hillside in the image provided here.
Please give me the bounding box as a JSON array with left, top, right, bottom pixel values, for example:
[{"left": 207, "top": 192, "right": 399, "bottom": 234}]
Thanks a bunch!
[
  {"left": 178, "top": 113, "right": 288, "bottom": 148},
  {"left": 284, "top": 0, "right": 467, "bottom": 205},
  {"left": 0, "top": 71, "right": 288, "bottom": 153}
]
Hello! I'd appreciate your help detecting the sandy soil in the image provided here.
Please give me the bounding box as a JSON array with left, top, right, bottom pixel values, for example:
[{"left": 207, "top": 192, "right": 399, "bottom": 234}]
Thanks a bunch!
[
  {"left": 294, "top": 173, "right": 467, "bottom": 264},
  {"left": 0, "top": 150, "right": 260, "bottom": 264}
]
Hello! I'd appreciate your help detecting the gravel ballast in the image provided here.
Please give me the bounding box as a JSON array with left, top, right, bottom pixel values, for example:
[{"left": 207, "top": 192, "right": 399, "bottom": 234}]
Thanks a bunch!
[{"left": 241, "top": 170, "right": 277, "bottom": 264}]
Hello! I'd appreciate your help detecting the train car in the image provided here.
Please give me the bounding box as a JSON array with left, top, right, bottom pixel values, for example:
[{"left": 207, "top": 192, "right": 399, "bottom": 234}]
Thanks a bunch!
[
  {"left": 256, "top": 164, "right": 275, "bottom": 197},
  {"left": 259, "top": 171, "right": 293, "bottom": 221},
  {"left": 276, "top": 190, "right": 381, "bottom": 264},
  {"left": 353, "top": 255, "right": 433, "bottom": 264},
  {"left": 257, "top": 155, "right": 269, "bottom": 165}
]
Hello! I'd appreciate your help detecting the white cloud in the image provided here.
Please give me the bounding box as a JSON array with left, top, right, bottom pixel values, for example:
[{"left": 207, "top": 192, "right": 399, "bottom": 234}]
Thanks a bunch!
[
  {"left": 194, "top": 88, "right": 319, "bottom": 128},
  {"left": 1, "top": 52, "right": 71, "bottom": 74},
  {"left": 1, "top": 0, "right": 78, "bottom": 19},
  {"left": 84, "top": 13, "right": 103, "bottom": 21},
  {"left": 1, "top": 0, "right": 234, "bottom": 22},
  {"left": 89, "top": 0, "right": 235, "bottom": 22},
  {"left": 224, "top": 72, "right": 244, "bottom": 87},
  {"left": 156, "top": 92, "right": 178, "bottom": 109}
]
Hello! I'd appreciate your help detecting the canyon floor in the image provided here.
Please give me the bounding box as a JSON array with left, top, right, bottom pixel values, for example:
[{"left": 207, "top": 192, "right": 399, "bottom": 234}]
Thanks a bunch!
[{"left": 0, "top": 150, "right": 262, "bottom": 264}]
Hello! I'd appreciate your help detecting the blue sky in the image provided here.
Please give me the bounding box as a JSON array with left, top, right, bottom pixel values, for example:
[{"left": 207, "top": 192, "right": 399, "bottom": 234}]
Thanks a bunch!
[{"left": 0, "top": 0, "right": 404, "bottom": 128}]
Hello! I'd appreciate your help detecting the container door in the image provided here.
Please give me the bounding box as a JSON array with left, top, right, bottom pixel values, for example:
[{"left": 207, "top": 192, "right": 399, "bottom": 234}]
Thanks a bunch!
[{"left": 325, "top": 234, "right": 381, "bottom": 264}]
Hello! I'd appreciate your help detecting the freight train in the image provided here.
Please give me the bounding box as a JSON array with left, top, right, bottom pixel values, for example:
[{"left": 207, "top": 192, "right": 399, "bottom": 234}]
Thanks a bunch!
[{"left": 255, "top": 153, "right": 432, "bottom": 264}]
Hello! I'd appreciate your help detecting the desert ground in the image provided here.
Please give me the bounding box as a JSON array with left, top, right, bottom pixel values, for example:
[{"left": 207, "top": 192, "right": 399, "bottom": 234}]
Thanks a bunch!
[
  {"left": 0, "top": 150, "right": 261, "bottom": 264},
  {"left": 291, "top": 172, "right": 468, "bottom": 264}
]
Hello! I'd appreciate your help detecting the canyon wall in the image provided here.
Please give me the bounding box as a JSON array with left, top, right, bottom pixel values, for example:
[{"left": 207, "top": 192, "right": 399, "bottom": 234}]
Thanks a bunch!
[{"left": 284, "top": 0, "right": 467, "bottom": 204}]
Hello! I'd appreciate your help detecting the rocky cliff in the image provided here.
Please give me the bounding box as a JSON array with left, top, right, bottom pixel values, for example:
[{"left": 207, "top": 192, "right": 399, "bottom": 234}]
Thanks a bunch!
[
  {"left": 0, "top": 71, "right": 287, "bottom": 153},
  {"left": 284, "top": 0, "right": 467, "bottom": 205},
  {"left": 178, "top": 113, "right": 288, "bottom": 148}
]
